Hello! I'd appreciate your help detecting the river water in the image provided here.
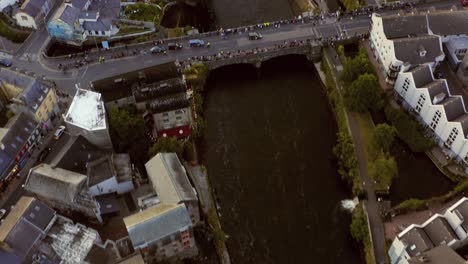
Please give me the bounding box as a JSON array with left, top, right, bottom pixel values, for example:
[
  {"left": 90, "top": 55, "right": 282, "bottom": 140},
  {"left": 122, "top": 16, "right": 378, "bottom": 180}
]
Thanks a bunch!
[{"left": 203, "top": 56, "right": 363, "bottom": 263}]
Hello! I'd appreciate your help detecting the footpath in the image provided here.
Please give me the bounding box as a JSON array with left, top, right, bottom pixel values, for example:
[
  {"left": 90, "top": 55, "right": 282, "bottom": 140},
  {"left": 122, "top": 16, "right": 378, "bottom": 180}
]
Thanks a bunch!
[{"left": 319, "top": 45, "right": 387, "bottom": 264}]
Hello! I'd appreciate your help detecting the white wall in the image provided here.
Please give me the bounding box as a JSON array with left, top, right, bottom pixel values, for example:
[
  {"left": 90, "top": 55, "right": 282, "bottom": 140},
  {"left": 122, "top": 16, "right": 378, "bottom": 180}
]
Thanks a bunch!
[
  {"left": 388, "top": 238, "right": 410, "bottom": 264},
  {"left": 14, "top": 12, "right": 37, "bottom": 29},
  {"left": 0, "top": 0, "right": 17, "bottom": 11},
  {"left": 370, "top": 14, "right": 399, "bottom": 76}
]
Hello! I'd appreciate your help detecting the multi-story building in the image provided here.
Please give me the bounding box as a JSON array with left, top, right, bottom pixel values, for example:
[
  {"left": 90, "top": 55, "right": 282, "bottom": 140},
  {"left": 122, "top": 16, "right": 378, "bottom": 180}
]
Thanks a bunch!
[
  {"left": 370, "top": 12, "right": 445, "bottom": 84},
  {"left": 394, "top": 64, "right": 468, "bottom": 165},
  {"left": 0, "top": 196, "right": 123, "bottom": 263},
  {"left": 389, "top": 197, "right": 468, "bottom": 264},
  {"left": 0, "top": 113, "right": 40, "bottom": 186},
  {"left": 47, "top": 0, "right": 120, "bottom": 45},
  {"left": 124, "top": 152, "right": 200, "bottom": 262},
  {"left": 0, "top": 69, "right": 60, "bottom": 129},
  {"left": 64, "top": 88, "right": 112, "bottom": 150},
  {"left": 14, "top": 0, "right": 54, "bottom": 29}
]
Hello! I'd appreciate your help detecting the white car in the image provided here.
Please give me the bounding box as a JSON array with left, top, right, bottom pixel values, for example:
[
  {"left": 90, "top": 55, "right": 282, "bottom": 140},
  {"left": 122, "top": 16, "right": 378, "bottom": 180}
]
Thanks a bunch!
[
  {"left": 0, "top": 209, "right": 6, "bottom": 220},
  {"left": 54, "top": 125, "right": 66, "bottom": 140}
]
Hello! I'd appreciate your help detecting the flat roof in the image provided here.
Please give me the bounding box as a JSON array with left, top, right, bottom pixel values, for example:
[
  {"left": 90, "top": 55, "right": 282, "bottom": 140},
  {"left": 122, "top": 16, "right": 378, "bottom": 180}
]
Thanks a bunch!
[{"left": 65, "top": 89, "right": 106, "bottom": 131}]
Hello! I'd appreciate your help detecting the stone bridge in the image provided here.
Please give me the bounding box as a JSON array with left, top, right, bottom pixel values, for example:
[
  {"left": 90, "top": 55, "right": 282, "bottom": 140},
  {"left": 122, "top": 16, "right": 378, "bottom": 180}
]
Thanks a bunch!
[{"left": 205, "top": 44, "right": 323, "bottom": 70}]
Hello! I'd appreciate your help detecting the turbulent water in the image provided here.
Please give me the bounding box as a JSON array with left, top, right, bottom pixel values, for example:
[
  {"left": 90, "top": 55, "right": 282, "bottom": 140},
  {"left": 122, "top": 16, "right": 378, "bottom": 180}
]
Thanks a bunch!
[{"left": 203, "top": 56, "right": 363, "bottom": 264}]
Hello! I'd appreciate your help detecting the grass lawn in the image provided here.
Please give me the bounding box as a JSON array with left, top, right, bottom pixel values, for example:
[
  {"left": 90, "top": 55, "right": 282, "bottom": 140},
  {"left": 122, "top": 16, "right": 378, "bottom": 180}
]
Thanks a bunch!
[
  {"left": 0, "top": 20, "right": 29, "bottom": 43},
  {"left": 117, "top": 26, "right": 149, "bottom": 36},
  {"left": 356, "top": 112, "right": 392, "bottom": 192},
  {"left": 125, "top": 3, "right": 162, "bottom": 24}
]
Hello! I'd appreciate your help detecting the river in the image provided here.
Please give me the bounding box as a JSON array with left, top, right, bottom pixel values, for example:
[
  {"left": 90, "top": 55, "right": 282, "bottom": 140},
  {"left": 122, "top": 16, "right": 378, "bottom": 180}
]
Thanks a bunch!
[{"left": 203, "top": 55, "right": 363, "bottom": 263}]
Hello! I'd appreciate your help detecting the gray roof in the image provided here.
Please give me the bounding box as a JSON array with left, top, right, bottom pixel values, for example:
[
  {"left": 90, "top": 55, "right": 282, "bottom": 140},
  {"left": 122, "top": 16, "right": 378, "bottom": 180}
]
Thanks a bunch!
[
  {"left": 381, "top": 13, "right": 428, "bottom": 39},
  {"left": 79, "top": 11, "right": 97, "bottom": 20},
  {"left": 47, "top": 135, "right": 107, "bottom": 175},
  {"left": 124, "top": 203, "right": 191, "bottom": 247},
  {"left": 145, "top": 153, "right": 197, "bottom": 205},
  {"left": 393, "top": 35, "right": 443, "bottom": 65},
  {"left": 400, "top": 227, "right": 434, "bottom": 257},
  {"left": 409, "top": 245, "right": 465, "bottom": 264},
  {"left": 3, "top": 198, "right": 55, "bottom": 260},
  {"left": 21, "top": 0, "right": 45, "bottom": 18},
  {"left": 60, "top": 5, "right": 80, "bottom": 26},
  {"left": 451, "top": 200, "right": 468, "bottom": 234},
  {"left": 453, "top": 114, "right": 468, "bottom": 136},
  {"left": 440, "top": 96, "right": 465, "bottom": 121},
  {"left": 95, "top": 194, "right": 120, "bottom": 214},
  {"left": 71, "top": 0, "right": 87, "bottom": 9},
  {"left": 113, "top": 153, "right": 133, "bottom": 183},
  {"left": 25, "top": 164, "right": 87, "bottom": 204},
  {"left": 87, "top": 153, "right": 133, "bottom": 186},
  {"left": 410, "top": 65, "right": 433, "bottom": 88},
  {"left": 422, "top": 216, "right": 458, "bottom": 246},
  {"left": 83, "top": 18, "right": 113, "bottom": 31},
  {"left": 425, "top": 80, "right": 448, "bottom": 102},
  {"left": 428, "top": 9, "right": 468, "bottom": 36},
  {"left": 88, "top": 0, "right": 120, "bottom": 19}
]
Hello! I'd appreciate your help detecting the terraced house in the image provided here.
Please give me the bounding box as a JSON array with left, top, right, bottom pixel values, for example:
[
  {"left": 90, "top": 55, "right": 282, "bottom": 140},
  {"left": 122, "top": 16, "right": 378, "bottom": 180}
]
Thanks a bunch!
[{"left": 0, "top": 69, "right": 59, "bottom": 130}]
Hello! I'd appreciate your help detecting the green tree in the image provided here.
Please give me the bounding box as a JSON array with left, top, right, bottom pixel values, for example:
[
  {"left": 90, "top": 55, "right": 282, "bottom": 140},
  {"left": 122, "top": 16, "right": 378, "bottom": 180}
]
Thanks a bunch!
[
  {"left": 184, "top": 63, "right": 209, "bottom": 90},
  {"left": 333, "top": 132, "right": 358, "bottom": 182},
  {"left": 350, "top": 205, "right": 368, "bottom": 242},
  {"left": 148, "top": 136, "right": 184, "bottom": 156},
  {"left": 372, "top": 124, "right": 397, "bottom": 152},
  {"left": 340, "top": 49, "right": 375, "bottom": 86},
  {"left": 343, "top": 73, "right": 382, "bottom": 112},
  {"left": 369, "top": 156, "right": 398, "bottom": 188},
  {"left": 108, "top": 107, "right": 145, "bottom": 146}
]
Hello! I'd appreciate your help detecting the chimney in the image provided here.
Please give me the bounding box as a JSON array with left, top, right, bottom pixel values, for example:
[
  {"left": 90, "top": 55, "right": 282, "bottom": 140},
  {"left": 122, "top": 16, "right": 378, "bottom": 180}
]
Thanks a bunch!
[{"left": 419, "top": 45, "right": 427, "bottom": 57}]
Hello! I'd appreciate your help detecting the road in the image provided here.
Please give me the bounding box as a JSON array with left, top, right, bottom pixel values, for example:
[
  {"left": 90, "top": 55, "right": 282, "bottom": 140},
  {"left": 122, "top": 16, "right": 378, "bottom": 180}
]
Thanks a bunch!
[{"left": 4, "top": 0, "right": 457, "bottom": 95}]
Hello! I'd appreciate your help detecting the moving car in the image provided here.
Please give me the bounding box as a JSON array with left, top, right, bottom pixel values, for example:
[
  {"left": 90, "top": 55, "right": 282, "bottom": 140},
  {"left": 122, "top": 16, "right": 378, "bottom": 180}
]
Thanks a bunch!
[
  {"left": 248, "top": 32, "right": 263, "bottom": 40},
  {"left": 168, "top": 42, "right": 183, "bottom": 50},
  {"left": 0, "top": 59, "right": 12, "bottom": 67},
  {"left": 150, "top": 46, "right": 167, "bottom": 54},
  {"left": 189, "top": 39, "right": 205, "bottom": 47},
  {"left": 54, "top": 125, "right": 66, "bottom": 140}
]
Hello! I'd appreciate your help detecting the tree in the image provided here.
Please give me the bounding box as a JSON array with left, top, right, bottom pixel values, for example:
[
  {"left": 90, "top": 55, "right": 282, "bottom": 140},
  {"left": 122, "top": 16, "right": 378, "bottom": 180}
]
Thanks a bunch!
[
  {"left": 343, "top": 73, "right": 382, "bottom": 112},
  {"left": 372, "top": 124, "right": 397, "bottom": 152},
  {"left": 148, "top": 136, "right": 184, "bottom": 157},
  {"left": 184, "top": 63, "right": 209, "bottom": 90},
  {"left": 333, "top": 132, "right": 358, "bottom": 182},
  {"left": 108, "top": 107, "right": 145, "bottom": 147},
  {"left": 369, "top": 156, "right": 398, "bottom": 188},
  {"left": 350, "top": 205, "right": 368, "bottom": 242},
  {"left": 340, "top": 49, "right": 375, "bottom": 86}
]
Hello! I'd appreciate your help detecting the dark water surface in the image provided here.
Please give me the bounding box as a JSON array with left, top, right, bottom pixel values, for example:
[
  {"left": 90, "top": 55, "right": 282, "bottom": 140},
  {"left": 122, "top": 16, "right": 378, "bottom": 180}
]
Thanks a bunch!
[{"left": 203, "top": 56, "right": 363, "bottom": 264}]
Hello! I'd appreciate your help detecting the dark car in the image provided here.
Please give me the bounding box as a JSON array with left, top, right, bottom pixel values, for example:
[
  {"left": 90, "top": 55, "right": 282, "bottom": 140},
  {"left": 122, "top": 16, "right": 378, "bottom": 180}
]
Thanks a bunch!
[
  {"left": 150, "top": 46, "right": 167, "bottom": 54},
  {"left": 168, "top": 42, "right": 183, "bottom": 50},
  {"left": 37, "top": 148, "right": 51, "bottom": 164},
  {"left": 0, "top": 59, "right": 12, "bottom": 67},
  {"left": 248, "top": 32, "right": 263, "bottom": 40}
]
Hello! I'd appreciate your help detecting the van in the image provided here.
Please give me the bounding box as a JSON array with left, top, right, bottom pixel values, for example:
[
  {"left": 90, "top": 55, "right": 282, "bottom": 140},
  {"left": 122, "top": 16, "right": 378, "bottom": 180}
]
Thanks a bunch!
[{"left": 189, "top": 39, "right": 205, "bottom": 47}]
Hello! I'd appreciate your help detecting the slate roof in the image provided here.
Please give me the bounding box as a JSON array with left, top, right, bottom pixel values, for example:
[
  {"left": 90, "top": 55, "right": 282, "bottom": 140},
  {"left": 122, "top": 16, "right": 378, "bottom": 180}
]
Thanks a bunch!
[
  {"left": 381, "top": 13, "right": 428, "bottom": 39},
  {"left": 145, "top": 153, "right": 197, "bottom": 205},
  {"left": 83, "top": 18, "right": 113, "bottom": 31},
  {"left": 25, "top": 164, "right": 87, "bottom": 204},
  {"left": 124, "top": 203, "right": 191, "bottom": 247},
  {"left": 409, "top": 245, "right": 465, "bottom": 264},
  {"left": 87, "top": 154, "right": 114, "bottom": 186},
  {"left": 88, "top": 0, "right": 119, "bottom": 19},
  {"left": 449, "top": 199, "right": 468, "bottom": 234},
  {"left": 410, "top": 65, "right": 433, "bottom": 88},
  {"left": 453, "top": 114, "right": 468, "bottom": 136},
  {"left": 422, "top": 216, "right": 458, "bottom": 246},
  {"left": 440, "top": 96, "right": 465, "bottom": 121},
  {"left": 393, "top": 35, "right": 443, "bottom": 65},
  {"left": 60, "top": 5, "right": 80, "bottom": 26},
  {"left": 79, "top": 10, "right": 97, "bottom": 20},
  {"left": 428, "top": 9, "right": 468, "bottom": 36},
  {"left": 425, "top": 80, "right": 448, "bottom": 102},
  {"left": 21, "top": 0, "right": 43, "bottom": 18},
  {"left": 71, "top": 0, "right": 88, "bottom": 9},
  {"left": 400, "top": 227, "right": 434, "bottom": 257},
  {"left": 0, "top": 113, "right": 37, "bottom": 177}
]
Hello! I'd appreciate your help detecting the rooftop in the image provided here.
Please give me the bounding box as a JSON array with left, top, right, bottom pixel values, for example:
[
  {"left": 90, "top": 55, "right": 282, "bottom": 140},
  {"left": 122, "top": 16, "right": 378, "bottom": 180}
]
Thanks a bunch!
[
  {"left": 381, "top": 12, "right": 428, "bottom": 39},
  {"left": 87, "top": 153, "right": 133, "bottom": 186},
  {"left": 132, "top": 78, "right": 186, "bottom": 103},
  {"left": 449, "top": 198, "right": 468, "bottom": 234},
  {"left": 409, "top": 245, "right": 466, "bottom": 264},
  {"left": 124, "top": 203, "right": 191, "bottom": 247},
  {"left": 422, "top": 216, "right": 458, "bottom": 246},
  {"left": 65, "top": 89, "right": 106, "bottom": 131},
  {"left": 399, "top": 227, "right": 434, "bottom": 257},
  {"left": 145, "top": 153, "right": 197, "bottom": 205},
  {"left": 58, "top": 5, "right": 81, "bottom": 26},
  {"left": 25, "top": 163, "right": 87, "bottom": 204},
  {"left": 427, "top": 9, "right": 468, "bottom": 36},
  {"left": 393, "top": 35, "right": 443, "bottom": 65},
  {"left": 410, "top": 64, "right": 433, "bottom": 88},
  {"left": 440, "top": 96, "right": 465, "bottom": 121}
]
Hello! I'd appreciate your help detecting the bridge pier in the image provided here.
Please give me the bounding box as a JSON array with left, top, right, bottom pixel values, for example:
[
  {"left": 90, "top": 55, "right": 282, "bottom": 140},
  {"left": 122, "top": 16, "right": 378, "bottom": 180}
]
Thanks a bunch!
[{"left": 254, "top": 61, "right": 262, "bottom": 69}]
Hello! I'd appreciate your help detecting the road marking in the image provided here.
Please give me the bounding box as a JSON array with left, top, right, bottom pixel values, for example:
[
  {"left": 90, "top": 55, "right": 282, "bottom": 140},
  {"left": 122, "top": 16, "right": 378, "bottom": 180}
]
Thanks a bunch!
[{"left": 313, "top": 27, "right": 321, "bottom": 38}]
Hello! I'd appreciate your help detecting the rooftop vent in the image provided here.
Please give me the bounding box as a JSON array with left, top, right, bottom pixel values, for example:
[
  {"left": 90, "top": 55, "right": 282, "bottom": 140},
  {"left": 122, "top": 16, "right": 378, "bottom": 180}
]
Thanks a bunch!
[
  {"left": 418, "top": 255, "right": 429, "bottom": 263},
  {"left": 419, "top": 45, "right": 427, "bottom": 57}
]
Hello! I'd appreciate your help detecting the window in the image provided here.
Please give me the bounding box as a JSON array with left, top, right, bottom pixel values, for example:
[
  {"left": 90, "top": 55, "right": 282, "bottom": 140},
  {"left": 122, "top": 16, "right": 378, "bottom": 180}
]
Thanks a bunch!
[
  {"left": 163, "top": 118, "right": 169, "bottom": 123},
  {"left": 94, "top": 31, "right": 98, "bottom": 35},
  {"left": 415, "top": 94, "right": 426, "bottom": 113},
  {"left": 162, "top": 113, "right": 169, "bottom": 117},
  {"left": 446, "top": 127, "right": 459, "bottom": 147},
  {"left": 430, "top": 110, "right": 442, "bottom": 130},
  {"left": 21, "top": 15, "right": 28, "bottom": 21},
  {"left": 401, "top": 78, "right": 410, "bottom": 96},
  {"left": 175, "top": 116, "right": 182, "bottom": 120}
]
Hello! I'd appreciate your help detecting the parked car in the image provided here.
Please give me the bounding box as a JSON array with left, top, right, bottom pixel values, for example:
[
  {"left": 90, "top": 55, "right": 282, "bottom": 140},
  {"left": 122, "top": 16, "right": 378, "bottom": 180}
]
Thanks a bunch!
[
  {"left": 150, "top": 46, "right": 167, "bottom": 54},
  {"left": 168, "top": 42, "right": 183, "bottom": 50},
  {"left": 189, "top": 39, "right": 205, "bottom": 47},
  {"left": 54, "top": 125, "right": 66, "bottom": 140},
  {"left": 0, "top": 209, "right": 6, "bottom": 220},
  {"left": 37, "top": 147, "right": 51, "bottom": 163},
  {"left": 248, "top": 32, "right": 263, "bottom": 40},
  {"left": 0, "top": 59, "right": 12, "bottom": 67}
]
